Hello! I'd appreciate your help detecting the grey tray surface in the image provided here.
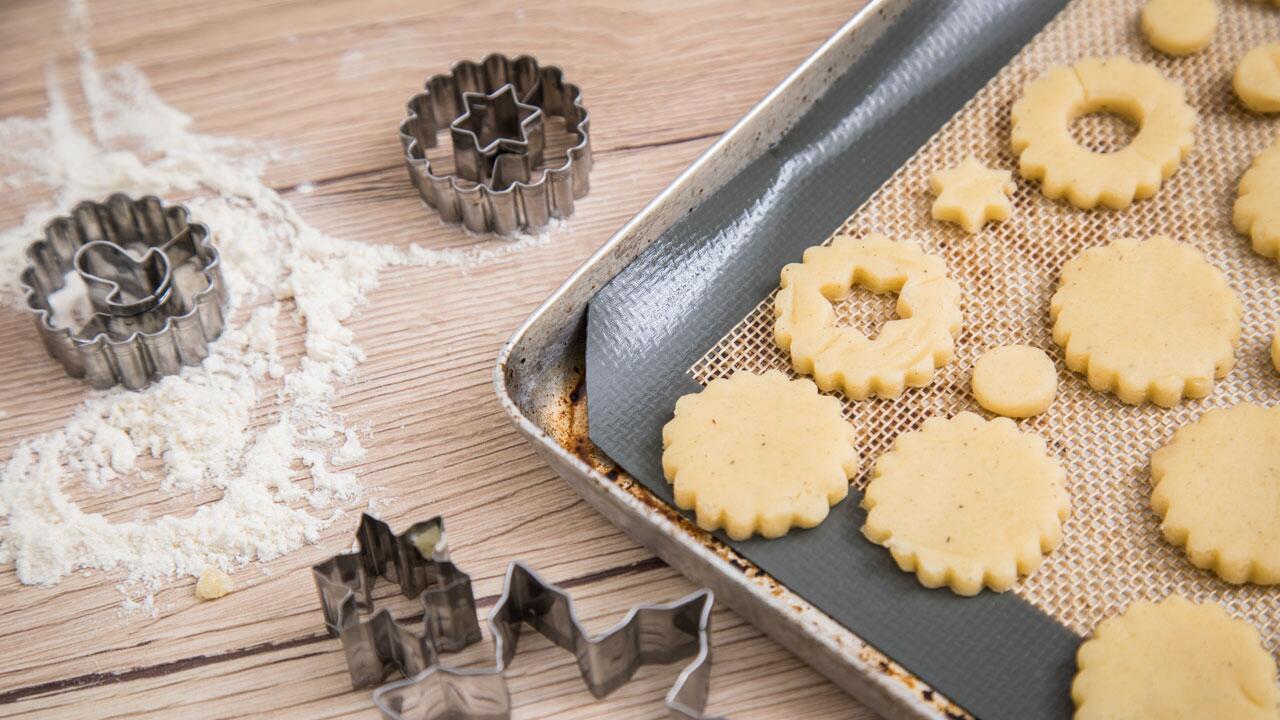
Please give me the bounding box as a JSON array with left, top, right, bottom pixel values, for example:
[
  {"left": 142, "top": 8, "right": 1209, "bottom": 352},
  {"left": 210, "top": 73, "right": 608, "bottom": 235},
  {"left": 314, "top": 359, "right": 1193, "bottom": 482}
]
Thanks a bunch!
[{"left": 585, "top": 2, "right": 1077, "bottom": 718}]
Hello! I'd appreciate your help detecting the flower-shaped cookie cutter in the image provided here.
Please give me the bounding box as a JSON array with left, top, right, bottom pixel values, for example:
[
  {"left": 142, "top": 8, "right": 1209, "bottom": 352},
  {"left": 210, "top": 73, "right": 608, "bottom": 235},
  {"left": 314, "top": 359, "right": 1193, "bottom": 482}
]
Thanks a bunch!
[
  {"left": 314, "top": 514, "right": 719, "bottom": 720},
  {"left": 19, "top": 194, "right": 227, "bottom": 390},
  {"left": 398, "top": 53, "right": 591, "bottom": 235}
]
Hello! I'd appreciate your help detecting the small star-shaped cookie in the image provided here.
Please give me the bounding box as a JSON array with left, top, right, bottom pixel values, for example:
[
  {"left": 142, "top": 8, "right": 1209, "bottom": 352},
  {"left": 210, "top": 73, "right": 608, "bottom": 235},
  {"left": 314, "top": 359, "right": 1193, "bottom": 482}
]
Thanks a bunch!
[{"left": 928, "top": 157, "right": 1015, "bottom": 233}]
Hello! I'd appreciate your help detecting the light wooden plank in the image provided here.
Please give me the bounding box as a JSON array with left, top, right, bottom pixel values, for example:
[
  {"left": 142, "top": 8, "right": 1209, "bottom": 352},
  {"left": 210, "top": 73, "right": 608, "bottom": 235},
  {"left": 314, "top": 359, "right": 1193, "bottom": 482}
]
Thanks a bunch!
[
  {"left": 1, "top": 567, "right": 873, "bottom": 719},
  {"left": 0, "top": 0, "right": 878, "bottom": 717}
]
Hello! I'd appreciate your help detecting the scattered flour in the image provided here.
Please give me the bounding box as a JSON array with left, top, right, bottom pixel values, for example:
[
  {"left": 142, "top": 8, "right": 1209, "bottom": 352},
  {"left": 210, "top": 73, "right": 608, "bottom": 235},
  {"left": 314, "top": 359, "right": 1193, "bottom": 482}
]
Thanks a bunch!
[{"left": 0, "top": 1, "right": 558, "bottom": 611}]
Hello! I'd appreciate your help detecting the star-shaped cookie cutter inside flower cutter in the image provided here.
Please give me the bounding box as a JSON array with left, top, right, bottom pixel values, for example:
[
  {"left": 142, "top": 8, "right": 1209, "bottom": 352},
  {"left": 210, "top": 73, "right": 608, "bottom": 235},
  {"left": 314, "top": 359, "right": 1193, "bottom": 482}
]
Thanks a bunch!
[
  {"left": 18, "top": 194, "right": 227, "bottom": 391},
  {"left": 449, "top": 84, "right": 545, "bottom": 190},
  {"left": 313, "top": 514, "right": 720, "bottom": 720},
  {"left": 398, "top": 53, "right": 591, "bottom": 235}
]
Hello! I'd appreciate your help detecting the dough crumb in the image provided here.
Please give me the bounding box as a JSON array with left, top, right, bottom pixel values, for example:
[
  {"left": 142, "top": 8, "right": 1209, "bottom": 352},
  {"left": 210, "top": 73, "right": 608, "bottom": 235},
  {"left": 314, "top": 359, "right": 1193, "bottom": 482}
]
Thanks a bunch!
[
  {"left": 195, "top": 568, "right": 235, "bottom": 600},
  {"left": 971, "top": 345, "right": 1057, "bottom": 418},
  {"left": 1141, "top": 0, "right": 1217, "bottom": 56}
]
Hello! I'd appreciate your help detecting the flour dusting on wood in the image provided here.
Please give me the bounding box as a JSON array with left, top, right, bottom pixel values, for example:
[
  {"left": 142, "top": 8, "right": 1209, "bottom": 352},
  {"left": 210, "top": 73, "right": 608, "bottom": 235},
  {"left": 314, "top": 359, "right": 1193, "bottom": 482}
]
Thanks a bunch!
[{"left": 0, "top": 1, "right": 557, "bottom": 613}]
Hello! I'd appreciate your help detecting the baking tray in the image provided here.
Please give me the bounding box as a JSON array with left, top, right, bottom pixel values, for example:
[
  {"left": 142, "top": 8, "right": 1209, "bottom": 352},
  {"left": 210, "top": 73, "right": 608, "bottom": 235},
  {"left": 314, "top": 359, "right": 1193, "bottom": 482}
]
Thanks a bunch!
[{"left": 498, "top": 1, "right": 1088, "bottom": 718}]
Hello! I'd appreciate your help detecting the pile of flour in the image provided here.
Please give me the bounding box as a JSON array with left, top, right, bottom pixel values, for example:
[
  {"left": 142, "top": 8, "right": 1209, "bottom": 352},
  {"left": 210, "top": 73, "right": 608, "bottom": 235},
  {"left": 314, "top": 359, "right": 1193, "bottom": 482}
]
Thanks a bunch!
[{"left": 0, "top": 3, "right": 555, "bottom": 613}]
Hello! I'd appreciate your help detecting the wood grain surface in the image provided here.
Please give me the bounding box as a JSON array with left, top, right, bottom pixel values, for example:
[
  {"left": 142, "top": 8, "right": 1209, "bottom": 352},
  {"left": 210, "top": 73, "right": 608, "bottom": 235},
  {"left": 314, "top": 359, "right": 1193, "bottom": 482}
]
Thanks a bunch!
[{"left": 0, "top": 0, "right": 880, "bottom": 718}]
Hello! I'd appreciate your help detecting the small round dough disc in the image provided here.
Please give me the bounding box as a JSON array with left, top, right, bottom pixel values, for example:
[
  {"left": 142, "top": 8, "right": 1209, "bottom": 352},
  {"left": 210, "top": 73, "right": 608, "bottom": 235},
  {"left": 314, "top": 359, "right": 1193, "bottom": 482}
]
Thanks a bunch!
[
  {"left": 662, "top": 370, "right": 858, "bottom": 540},
  {"left": 1072, "top": 596, "right": 1280, "bottom": 720},
  {"left": 1235, "top": 43, "right": 1280, "bottom": 113},
  {"left": 1141, "top": 0, "right": 1218, "bottom": 56},
  {"left": 861, "top": 412, "right": 1069, "bottom": 596},
  {"left": 1150, "top": 403, "right": 1280, "bottom": 583},
  {"left": 971, "top": 345, "right": 1057, "bottom": 418}
]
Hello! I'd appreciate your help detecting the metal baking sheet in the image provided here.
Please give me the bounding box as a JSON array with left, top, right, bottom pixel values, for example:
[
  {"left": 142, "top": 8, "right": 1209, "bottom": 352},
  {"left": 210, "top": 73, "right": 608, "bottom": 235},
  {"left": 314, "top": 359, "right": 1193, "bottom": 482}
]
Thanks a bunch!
[
  {"left": 496, "top": 1, "right": 1084, "bottom": 718},
  {"left": 585, "top": 1, "right": 1078, "bottom": 718}
]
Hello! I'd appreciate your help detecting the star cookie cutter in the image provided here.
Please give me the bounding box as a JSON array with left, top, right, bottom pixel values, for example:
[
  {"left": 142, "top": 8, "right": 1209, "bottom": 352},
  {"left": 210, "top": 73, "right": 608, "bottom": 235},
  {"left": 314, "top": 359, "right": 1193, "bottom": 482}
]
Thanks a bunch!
[
  {"left": 313, "top": 514, "right": 719, "bottom": 720},
  {"left": 398, "top": 53, "right": 591, "bottom": 235},
  {"left": 19, "top": 194, "right": 227, "bottom": 390}
]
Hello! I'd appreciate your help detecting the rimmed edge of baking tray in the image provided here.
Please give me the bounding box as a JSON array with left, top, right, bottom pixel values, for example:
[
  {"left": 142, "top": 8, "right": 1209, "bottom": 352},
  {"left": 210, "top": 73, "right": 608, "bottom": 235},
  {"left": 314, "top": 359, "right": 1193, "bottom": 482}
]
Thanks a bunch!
[{"left": 493, "top": 4, "right": 966, "bottom": 718}]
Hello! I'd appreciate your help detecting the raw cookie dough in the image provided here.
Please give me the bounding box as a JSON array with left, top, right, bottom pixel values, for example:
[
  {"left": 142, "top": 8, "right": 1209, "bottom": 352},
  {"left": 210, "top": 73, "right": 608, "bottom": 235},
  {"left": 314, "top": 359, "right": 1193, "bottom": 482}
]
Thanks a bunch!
[
  {"left": 1072, "top": 596, "right": 1280, "bottom": 720},
  {"left": 1140, "top": 0, "right": 1217, "bottom": 56},
  {"left": 661, "top": 370, "right": 857, "bottom": 540},
  {"left": 1150, "top": 404, "right": 1280, "bottom": 584},
  {"left": 1273, "top": 323, "right": 1280, "bottom": 375},
  {"left": 971, "top": 345, "right": 1057, "bottom": 418},
  {"left": 774, "top": 233, "right": 963, "bottom": 400},
  {"left": 1011, "top": 57, "right": 1195, "bottom": 210},
  {"left": 1234, "top": 135, "right": 1280, "bottom": 261},
  {"left": 861, "top": 412, "right": 1069, "bottom": 596},
  {"left": 1050, "top": 236, "right": 1241, "bottom": 406},
  {"left": 1234, "top": 43, "right": 1280, "bottom": 113},
  {"left": 196, "top": 567, "right": 234, "bottom": 600},
  {"left": 927, "top": 157, "right": 1016, "bottom": 233}
]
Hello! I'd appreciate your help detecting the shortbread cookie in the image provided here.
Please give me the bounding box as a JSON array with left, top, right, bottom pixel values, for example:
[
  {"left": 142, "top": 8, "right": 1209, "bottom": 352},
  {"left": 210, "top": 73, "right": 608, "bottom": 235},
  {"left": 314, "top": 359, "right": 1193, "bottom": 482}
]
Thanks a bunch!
[
  {"left": 1150, "top": 404, "right": 1280, "bottom": 584},
  {"left": 1234, "top": 136, "right": 1280, "bottom": 260},
  {"left": 1011, "top": 57, "right": 1195, "bottom": 209},
  {"left": 661, "top": 370, "right": 857, "bottom": 540},
  {"left": 1072, "top": 596, "right": 1280, "bottom": 720},
  {"left": 1234, "top": 43, "right": 1280, "bottom": 113},
  {"left": 1141, "top": 0, "right": 1217, "bottom": 55},
  {"left": 1050, "top": 236, "right": 1241, "bottom": 406},
  {"left": 1273, "top": 323, "right": 1280, "bottom": 375},
  {"left": 861, "top": 412, "right": 1069, "bottom": 596},
  {"left": 927, "top": 157, "right": 1016, "bottom": 233},
  {"left": 971, "top": 345, "right": 1057, "bottom": 418},
  {"left": 774, "top": 233, "right": 962, "bottom": 400}
]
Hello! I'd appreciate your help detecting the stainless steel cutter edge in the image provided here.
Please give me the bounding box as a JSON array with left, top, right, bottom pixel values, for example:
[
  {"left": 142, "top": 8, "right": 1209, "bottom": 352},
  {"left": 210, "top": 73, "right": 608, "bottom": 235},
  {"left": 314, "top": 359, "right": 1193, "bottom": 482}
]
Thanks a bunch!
[
  {"left": 373, "top": 561, "right": 718, "bottom": 720},
  {"left": 311, "top": 513, "right": 719, "bottom": 720},
  {"left": 397, "top": 53, "right": 592, "bottom": 235},
  {"left": 492, "top": 2, "right": 961, "bottom": 719},
  {"left": 19, "top": 194, "right": 228, "bottom": 391}
]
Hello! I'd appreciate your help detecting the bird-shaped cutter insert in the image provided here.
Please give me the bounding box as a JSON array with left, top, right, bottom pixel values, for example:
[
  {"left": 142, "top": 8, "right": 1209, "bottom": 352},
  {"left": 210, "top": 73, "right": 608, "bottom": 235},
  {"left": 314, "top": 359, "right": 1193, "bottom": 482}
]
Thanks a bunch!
[{"left": 19, "top": 194, "right": 227, "bottom": 390}]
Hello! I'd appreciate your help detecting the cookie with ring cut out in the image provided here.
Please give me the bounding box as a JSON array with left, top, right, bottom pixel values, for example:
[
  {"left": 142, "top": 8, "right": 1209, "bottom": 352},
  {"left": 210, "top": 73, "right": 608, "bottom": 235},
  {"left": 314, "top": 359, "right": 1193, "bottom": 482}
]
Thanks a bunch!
[
  {"left": 774, "top": 233, "right": 962, "bottom": 400},
  {"left": 1011, "top": 57, "right": 1195, "bottom": 210}
]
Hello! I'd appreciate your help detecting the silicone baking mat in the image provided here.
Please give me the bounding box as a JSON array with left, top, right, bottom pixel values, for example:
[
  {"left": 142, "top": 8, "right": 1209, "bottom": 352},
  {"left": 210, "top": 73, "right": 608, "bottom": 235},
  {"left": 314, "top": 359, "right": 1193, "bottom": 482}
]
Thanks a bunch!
[{"left": 586, "top": 0, "right": 1280, "bottom": 717}]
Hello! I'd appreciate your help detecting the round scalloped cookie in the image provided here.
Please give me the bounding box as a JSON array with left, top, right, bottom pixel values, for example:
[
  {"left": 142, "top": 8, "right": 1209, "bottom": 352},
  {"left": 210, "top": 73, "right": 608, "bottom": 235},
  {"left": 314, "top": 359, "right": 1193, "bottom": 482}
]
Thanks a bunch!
[
  {"left": 661, "top": 370, "right": 857, "bottom": 540},
  {"left": 1234, "top": 136, "right": 1280, "bottom": 260},
  {"left": 1141, "top": 0, "right": 1217, "bottom": 56},
  {"left": 774, "top": 233, "right": 962, "bottom": 400},
  {"left": 1050, "top": 236, "right": 1241, "bottom": 406},
  {"left": 1150, "top": 404, "right": 1280, "bottom": 584},
  {"left": 971, "top": 344, "right": 1058, "bottom": 418},
  {"left": 861, "top": 412, "right": 1069, "bottom": 596},
  {"left": 1072, "top": 596, "right": 1280, "bottom": 720},
  {"left": 1273, "top": 323, "right": 1280, "bottom": 375},
  {"left": 1234, "top": 43, "right": 1280, "bottom": 113},
  {"left": 1011, "top": 57, "right": 1195, "bottom": 210}
]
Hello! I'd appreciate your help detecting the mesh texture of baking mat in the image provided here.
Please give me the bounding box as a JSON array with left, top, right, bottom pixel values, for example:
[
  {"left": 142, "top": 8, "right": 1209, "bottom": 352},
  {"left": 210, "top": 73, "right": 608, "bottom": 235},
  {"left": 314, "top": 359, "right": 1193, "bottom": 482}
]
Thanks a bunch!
[{"left": 692, "top": 0, "right": 1280, "bottom": 655}]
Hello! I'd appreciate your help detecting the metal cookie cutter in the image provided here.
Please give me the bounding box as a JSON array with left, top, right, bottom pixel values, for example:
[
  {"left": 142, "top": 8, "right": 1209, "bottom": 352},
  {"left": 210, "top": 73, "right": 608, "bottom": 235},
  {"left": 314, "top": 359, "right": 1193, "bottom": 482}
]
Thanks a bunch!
[
  {"left": 398, "top": 53, "right": 591, "bottom": 235},
  {"left": 313, "top": 514, "right": 719, "bottom": 720},
  {"left": 19, "top": 194, "right": 227, "bottom": 390}
]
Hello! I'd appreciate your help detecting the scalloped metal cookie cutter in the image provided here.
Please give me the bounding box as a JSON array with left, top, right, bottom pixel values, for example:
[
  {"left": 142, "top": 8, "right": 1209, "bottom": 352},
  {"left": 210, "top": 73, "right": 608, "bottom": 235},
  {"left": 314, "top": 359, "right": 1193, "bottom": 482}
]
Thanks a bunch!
[
  {"left": 19, "top": 194, "right": 227, "bottom": 391},
  {"left": 313, "top": 514, "right": 719, "bottom": 720},
  {"left": 398, "top": 53, "right": 591, "bottom": 235}
]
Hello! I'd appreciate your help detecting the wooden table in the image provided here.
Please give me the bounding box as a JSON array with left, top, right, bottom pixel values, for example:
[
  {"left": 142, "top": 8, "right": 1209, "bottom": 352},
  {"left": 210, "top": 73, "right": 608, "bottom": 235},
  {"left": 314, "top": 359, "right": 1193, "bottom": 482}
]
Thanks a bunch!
[{"left": 0, "top": 1, "right": 877, "bottom": 717}]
